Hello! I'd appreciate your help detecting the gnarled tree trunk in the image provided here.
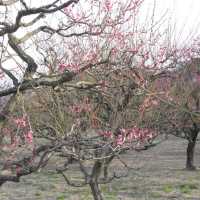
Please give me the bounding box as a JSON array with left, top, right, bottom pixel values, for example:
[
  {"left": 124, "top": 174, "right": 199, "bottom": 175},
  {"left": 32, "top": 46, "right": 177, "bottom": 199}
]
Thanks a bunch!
[
  {"left": 89, "top": 181, "right": 104, "bottom": 200},
  {"left": 186, "top": 129, "right": 199, "bottom": 170},
  {"left": 89, "top": 160, "right": 104, "bottom": 200}
]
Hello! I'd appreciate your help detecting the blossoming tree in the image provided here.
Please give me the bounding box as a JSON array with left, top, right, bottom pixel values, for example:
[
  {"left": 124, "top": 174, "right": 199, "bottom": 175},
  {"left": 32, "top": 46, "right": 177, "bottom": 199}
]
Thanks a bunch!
[
  {"left": 0, "top": 0, "right": 199, "bottom": 199},
  {"left": 139, "top": 46, "right": 200, "bottom": 170}
]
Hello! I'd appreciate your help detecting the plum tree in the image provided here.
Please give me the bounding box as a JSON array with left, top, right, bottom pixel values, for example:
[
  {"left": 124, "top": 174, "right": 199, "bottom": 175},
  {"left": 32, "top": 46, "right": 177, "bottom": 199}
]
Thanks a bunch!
[
  {"left": 0, "top": 0, "right": 200, "bottom": 199},
  {"left": 140, "top": 55, "right": 200, "bottom": 170}
]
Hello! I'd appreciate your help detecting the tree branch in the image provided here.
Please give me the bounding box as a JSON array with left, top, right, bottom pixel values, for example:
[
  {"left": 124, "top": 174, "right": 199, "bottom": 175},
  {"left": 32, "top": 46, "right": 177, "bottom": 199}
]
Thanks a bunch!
[
  {"left": 0, "top": 0, "right": 18, "bottom": 6},
  {"left": 0, "top": 63, "right": 18, "bottom": 86},
  {"left": 0, "top": 59, "right": 109, "bottom": 97},
  {"left": 0, "top": 144, "right": 52, "bottom": 186},
  {"left": 0, "top": 70, "right": 75, "bottom": 97},
  {"left": 8, "top": 34, "right": 38, "bottom": 77},
  {"left": 0, "top": 0, "right": 79, "bottom": 36}
]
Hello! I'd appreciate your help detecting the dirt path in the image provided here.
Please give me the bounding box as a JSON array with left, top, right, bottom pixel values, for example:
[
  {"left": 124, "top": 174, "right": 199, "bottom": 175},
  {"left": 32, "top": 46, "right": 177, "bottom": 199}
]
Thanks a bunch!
[{"left": 1, "top": 136, "right": 200, "bottom": 200}]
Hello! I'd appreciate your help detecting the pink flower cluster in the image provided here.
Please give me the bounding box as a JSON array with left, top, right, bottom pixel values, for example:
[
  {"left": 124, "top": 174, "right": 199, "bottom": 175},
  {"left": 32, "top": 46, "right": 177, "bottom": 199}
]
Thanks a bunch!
[
  {"left": 99, "top": 127, "right": 157, "bottom": 146},
  {"left": 70, "top": 99, "right": 92, "bottom": 114},
  {"left": 14, "top": 116, "right": 27, "bottom": 128},
  {"left": 98, "top": 130, "right": 112, "bottom": 138},
  {"left": 13, "top": 116, "right": 33, "bottom": 144},
  {"left": 58, "top": 63, "right": 79, "bottom": 73},
  {"left": 139, "top": 97, "right": 159, "bottom": 116},
  {"left": 104, "top": 0, "right": 112, "bottom": 11},
  {"left": 84, "top": 50, "right": 98, "bottom": 62},
  {"left": 26, "top": 130, "right": 33, "bottom": 144}
]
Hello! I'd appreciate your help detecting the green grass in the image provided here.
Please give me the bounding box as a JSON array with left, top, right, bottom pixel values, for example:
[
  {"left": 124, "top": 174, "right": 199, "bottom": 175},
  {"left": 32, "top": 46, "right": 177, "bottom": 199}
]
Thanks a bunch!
[
  {"left": 150, "top": 192, "right": 162, "bottom": 198},
  {"left": 35, "top": 192, "right": 42, "bottom": 196},
  {"left": 179, "top": 183, "right": 198, "bottom": 194},
  {"left": 162, "top": 184, "right": 174, "bottom": 193},
  {"left": 56, "top": 194, "right": 66, "bottom": 200}
]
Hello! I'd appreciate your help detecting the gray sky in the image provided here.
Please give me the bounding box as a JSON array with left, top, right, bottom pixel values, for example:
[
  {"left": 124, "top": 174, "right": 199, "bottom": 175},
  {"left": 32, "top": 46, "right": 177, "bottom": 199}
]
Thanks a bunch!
[
  {"left": 142, "top": 0, "right": 200, "bottom": 45},
  {"left": 1, "top": 0, "right": 200, "bottom": 85},
  {"left": 1, "top": 0, "right": 200, "bottom": 44}
]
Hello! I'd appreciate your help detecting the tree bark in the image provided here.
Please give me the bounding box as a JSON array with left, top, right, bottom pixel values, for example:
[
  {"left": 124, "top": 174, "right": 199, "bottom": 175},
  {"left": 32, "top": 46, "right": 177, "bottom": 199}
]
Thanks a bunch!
[
  {"left": 103, "top": 156, "right": 114, "bottom": 180},
  {"left": 89, "top": 160, "right": 104, "bottom": 200},
  {"left": 186, "top": 130, "right": 198, "bottom": 170},
  {"left": 89, "top": 181, "right": 104, "bottom": 200}
]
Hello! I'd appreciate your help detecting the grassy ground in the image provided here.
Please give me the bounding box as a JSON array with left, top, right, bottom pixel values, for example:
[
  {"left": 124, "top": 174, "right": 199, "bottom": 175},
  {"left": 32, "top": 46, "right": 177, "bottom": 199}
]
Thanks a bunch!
[{"left": 1, "top": 136, "right": 200, "bottom": 200}]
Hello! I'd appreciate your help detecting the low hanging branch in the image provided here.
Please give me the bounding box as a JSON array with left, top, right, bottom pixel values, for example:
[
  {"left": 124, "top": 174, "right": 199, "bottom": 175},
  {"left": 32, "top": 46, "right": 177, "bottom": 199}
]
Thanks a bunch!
[
  {"left": 0, "top": 71, "right": 75, "bottom": 97},
  {"left": 0, "top": 144, "right": 54, "bottom": 186},
  {"left": 0, "top": 60, "right": 109, "bottom": 97}
]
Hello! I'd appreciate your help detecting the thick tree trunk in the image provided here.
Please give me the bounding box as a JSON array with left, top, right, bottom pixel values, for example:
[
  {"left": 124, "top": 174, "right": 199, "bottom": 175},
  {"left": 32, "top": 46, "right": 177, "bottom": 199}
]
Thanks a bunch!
[
  {"left": 89, "top": 181, "right": 103, "bottom": 200},
  {"left": 89, "top": 160, "right": 104, "bottom": 200},
  {"left": 103, "top": 156, "right": 114, "bottom": 180},
  {"left": 186, "top": 130, "right": 198, "bottom": 170},
  {"left": 103, "top": 165, "right": 108, "bottom": 180}
]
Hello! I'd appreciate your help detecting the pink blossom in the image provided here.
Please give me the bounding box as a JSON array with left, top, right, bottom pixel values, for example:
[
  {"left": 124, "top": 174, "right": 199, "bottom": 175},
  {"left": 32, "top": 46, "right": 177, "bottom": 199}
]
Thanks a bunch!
[
  {"left": 120, "top": 128, "right": 126, "bottom": 134},
  {"left": 104, "top": 0, "right": 112, "bottom": 11},
  {"left": 83, "top": 99, "right": 92, "bottom": 112},
  {"left": 116, "top": 134, "right": 125, "bottom": 146},
  {"left": 2, "top": 127, "right": 10, "bottom": 135},
  {"left": 146, "top": 132, "right": 153, "bottom": 139},
  {"left": 58, "top": 63, "right": 66, "bottom": 72},
  {"left": 70, "top": 103, "right": 91, "bottom": 114},
  {"left": 127, "top": 132, "right": 133, "bottom": 142},
  {"left": 194, "top": 74, "right": 200, "bottom": 84},
  {"left": 0, "top": 72, "right": 4, "bottom": 79},
  {"left": 10, "top": 137, "right": 18, "bottom": 147},
  {"left": 14, "top": 117, "right": 26, "bottom": 128},
  {"left": 99, "top": 130, "right": 112, "bottom": 138},
  {"left": 71, "top": 105, "right": 82, "bottom": 113},
  {"left": 26, "top": 130, "right": 33, "bottom": 144},
  {"left": 16, "top": 166, "right": 22, "bottom": 175},
  {"left": 125, "top": 127, "right": 157, "bottom": 143},
  {"left": 130, "top": 127, "right": 140, "bottom": 139},
  {"left": 63, "top": 7, "right": 72, "bottom": 15},
  {"left": 111, "top": 47, "right": 118, "bottom": 56},
  {"left": 128, "top": 47, "right": 138, "bottom": 54},
  {"left": 85, "top": 51, "right": 97, "bottom": 62},
  {"left": 58, "top": 63, "right": 79, "bottom": 73},
  {"left": 83, "top": 105, "right": 92, "bottom": 112},
  {"left": 99, "top": 80, "right": 106, "bottom": 86}
]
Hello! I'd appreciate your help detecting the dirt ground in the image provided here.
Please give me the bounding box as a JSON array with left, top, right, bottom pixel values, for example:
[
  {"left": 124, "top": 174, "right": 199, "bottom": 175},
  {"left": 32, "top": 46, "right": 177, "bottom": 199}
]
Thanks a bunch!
[{"left": 1, "top": 135, "right": 200, "bottom": 200}]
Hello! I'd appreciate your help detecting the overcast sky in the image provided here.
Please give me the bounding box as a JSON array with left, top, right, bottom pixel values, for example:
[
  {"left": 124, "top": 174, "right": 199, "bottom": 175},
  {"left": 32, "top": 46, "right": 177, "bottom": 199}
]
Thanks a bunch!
[
  {"left": 0, "top": 0, "right": 200, "bottom": 88},
  {"left": 1, "top": 0, "right": 200, "bottom": 45},
  {"left": 142, "top": 0, "right": 200, "bottom": 45}
]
